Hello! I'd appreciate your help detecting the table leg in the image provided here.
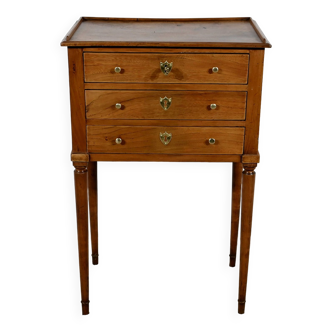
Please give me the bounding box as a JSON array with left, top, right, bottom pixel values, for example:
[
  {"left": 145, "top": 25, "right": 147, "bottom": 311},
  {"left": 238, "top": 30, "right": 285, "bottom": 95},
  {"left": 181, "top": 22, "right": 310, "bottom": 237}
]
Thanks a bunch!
[
  {"left": 74, "top": 162, "right": 89, "bottom": 315},
  {"left": 88, "top": 162, "right": 99, "bottom": 265},
  {"left": 238, "top": 163, "right": 257, "bottom": 314},
  {"left": 229, "top": 162, "right": 242, "bottom": 267}
]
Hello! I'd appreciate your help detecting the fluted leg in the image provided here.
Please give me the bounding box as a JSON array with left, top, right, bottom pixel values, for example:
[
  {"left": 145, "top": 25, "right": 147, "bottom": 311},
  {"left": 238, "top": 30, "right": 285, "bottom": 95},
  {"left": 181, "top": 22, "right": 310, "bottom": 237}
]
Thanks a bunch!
[
  {"left": 74, "top": 162, "right": 89, "bottom": 315},
  {"left": 229, "top": 162, "right": 242, "bottom": 267},
  {"left": 238, "top": 163, "right": 256, "bottom": 314},
  {"left": 88, "top": 162, "right": 98, "bottom": 265}
]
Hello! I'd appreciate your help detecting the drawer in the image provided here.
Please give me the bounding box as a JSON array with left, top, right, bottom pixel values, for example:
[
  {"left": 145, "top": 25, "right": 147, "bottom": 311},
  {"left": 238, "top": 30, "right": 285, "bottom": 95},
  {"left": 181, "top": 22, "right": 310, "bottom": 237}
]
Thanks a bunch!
[
  {"left": 87, "top": 126, "right": 244, "bottom": 154},
  {"left": 86, "top": 90, "right": 247, "bottom": 120},
  {"left": 84, "top": 53, "right": 249, "bottom": 84}
]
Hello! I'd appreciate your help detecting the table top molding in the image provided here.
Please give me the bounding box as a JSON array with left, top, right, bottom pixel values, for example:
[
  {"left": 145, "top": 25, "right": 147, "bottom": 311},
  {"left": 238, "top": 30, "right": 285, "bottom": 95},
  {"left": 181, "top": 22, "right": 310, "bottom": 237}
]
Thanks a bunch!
[{"left": 61, "top": 17, "right": 272, "bottom": 48}]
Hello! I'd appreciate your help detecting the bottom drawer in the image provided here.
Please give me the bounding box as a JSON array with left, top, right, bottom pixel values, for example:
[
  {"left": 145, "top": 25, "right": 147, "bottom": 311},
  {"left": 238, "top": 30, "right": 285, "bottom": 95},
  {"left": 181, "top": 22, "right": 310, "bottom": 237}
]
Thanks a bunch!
[{"left": 87, "top": 126, "right": 244, "bottom": 155}]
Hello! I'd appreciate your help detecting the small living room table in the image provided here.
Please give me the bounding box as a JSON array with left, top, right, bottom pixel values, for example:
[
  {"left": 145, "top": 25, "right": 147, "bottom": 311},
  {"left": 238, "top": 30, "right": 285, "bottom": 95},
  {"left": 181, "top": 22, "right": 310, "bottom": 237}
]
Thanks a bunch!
[{"left": 61, "top": 17, "right": 271, "bottom": 315}]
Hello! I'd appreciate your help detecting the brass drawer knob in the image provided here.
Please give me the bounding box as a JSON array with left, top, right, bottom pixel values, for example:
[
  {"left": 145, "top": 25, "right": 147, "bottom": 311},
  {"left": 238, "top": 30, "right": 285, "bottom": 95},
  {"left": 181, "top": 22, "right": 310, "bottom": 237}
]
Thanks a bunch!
[
  {"left": 114, "top": 66, "right": 121, "bottom": 73},
  {"left": 160, "top": 61, "right": 173, "bottom": 75},
  {"left": 115, "top": 138, "right": 122, "bottom": 145},
  {"left": 212, "top": 67, "right": 219, "bottom": 73},
  {"left": 209, "top": 138, "right": 216, "bottom": 145},
  {"left": 210, "top": 104, "right": 217, "bottom": 110},
  {"left": 115, "top": 103, "right": 122, "bottom": 109}
]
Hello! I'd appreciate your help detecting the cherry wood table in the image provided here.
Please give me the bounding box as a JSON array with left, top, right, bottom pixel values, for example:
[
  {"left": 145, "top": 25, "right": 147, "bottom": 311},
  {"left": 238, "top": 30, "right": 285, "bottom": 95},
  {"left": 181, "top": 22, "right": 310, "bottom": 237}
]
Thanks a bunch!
[{"left": 61, "top": 17, "right": 271, "bottom": 315}]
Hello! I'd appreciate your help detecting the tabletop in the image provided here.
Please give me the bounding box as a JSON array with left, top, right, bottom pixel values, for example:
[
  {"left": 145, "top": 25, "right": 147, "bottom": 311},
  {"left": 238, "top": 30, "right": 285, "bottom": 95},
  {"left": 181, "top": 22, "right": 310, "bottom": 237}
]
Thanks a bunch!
[{"left": 61, "top": 17, "right": 272, "bottom": 48}]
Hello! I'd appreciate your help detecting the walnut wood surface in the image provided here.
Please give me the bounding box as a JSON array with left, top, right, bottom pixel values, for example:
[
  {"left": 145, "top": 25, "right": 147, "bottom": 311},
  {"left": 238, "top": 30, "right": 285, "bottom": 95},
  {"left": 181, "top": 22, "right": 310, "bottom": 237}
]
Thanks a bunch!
[
  {"left": 229, "top": 163, "right": 243, "bottom": 267},
  {"left": 74, "top": 164, "right": 89, "bottom": 315},
  {"left": 89, "top": 153, "right": 242, "bottom": 162},
  {"left": 84, "top": 53, "right": 249, "bottom": 84},
  {"left": 238, "top": 164, "right": 257, "bottom": 314},
  {"left": 68, "top": 48, "right": 86, "bottom": 153},
  {"left": 61, "top": 17, "right": 271, "bottom": 48},
  {"left": 88, "top": 162, "right": 100, "bottom": 265},
  {"left": 86, "top": 90, "right": 247, "bottom": 120},
  {"left": 84, "top": 48, "right": 250, "bottom": 54},
  {"left": 87, "top": 126, "right": 244, "bottom": 154},
  {"left": 85, "top": 83, "right": 248, "bottom": 91},
  {"left": 244, "top": 50, "right": 264, "bottom": 155},
  {"left": 86, "top": 119, "right": 246, "bottom": 127}
]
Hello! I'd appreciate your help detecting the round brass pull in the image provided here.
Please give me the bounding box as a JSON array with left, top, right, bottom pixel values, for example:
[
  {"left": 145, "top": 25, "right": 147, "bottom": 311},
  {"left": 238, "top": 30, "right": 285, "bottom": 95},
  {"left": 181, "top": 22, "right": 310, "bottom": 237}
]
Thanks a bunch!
[
  {"left": 115, "top": 103, "right": 122, "bottom": 109},
  {"left": 115, "top": 138, "right": 122, "bottom": 145},
  {"left": 212, "top": 67, "right": 219, "bottom": 73},
  {"left": 210, "top": 104, "right": 217, "bottom": 110},
  {"left": 209, "top": 138, "right": 216, "bottom": 145},
  {"left": 114, "top": 67, "right": 121, "bottom": 73}
]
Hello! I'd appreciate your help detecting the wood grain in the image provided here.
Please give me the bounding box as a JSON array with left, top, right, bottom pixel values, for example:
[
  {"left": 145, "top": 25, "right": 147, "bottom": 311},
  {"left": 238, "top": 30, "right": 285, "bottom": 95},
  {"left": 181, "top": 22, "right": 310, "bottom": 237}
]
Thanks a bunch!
[
  {"left": 84, "top": 83, "right": 248, "bottom": 91},
  {"left": 61, "top": 17, "right": 271, "bottom": 48},
  {"left": 243, "top": 50, "right": 264, "bottom": 155},
  {"left": 86, "top": 90, "right": 247, "bottom": 120},
  {"left": 87, "top": 126, "right": 244, "bottom": 154},
  {"left": 83, "top": 48, "right": 250, "bottom": 54},
  {"left": 86, "top": 119, "right": 246, "bottom": 127},
  {"left": 74, "top": 163, "right": 89, "bottom": 315},
  {"left": 71, "top": 153, "right": 89, "bottom": 162},
  {"left": 84, "top": 53, "right": 249, "bottom": 84},
  {"left": 88, "top": 162, "right": 98, "bottom": 265},
  {"left": 229, "top": 162, "right": 243, "bottom": 267},
  {"left": 89, "top": 153, "right": 242, "bottom": 162},
  {"left": 68, "top": 48, "right": 86, "bottom": 153},
  {"left": 238, "top": 163, "right": 256, "bottom": 314},
  {"left": 242, "top": 153, "right": 260, "bottom": 164}
]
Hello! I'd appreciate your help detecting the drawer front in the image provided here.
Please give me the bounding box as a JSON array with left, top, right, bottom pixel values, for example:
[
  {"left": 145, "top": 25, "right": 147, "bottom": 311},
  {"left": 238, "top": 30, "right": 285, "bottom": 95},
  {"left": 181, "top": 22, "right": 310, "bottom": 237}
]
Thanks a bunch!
[
  {"left": 87, "top": 126, "right": 244, "bottom": 154},
  {"left": 84, "top": 53, "right": 249, "bottom": 84},
  {"left": 86, "top": 90, "right": 247, "bottom": 120}
]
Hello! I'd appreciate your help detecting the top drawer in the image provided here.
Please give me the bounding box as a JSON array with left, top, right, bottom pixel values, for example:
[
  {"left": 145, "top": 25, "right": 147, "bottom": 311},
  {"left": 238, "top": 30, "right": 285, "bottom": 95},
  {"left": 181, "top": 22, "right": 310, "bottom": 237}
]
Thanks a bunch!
[{"left": 84, "top": 53, "right": 249, "bottom": 84}]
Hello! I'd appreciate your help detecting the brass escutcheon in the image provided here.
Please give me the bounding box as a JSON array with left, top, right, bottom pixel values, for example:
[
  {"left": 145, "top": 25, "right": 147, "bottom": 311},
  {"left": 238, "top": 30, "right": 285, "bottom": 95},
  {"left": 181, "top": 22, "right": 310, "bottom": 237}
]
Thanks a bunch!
[
  {"left": 160, "top": 132, "right": 172, "bottom": 145},
  {"left": 160, "top": 61, "right": 173, "bottom": 75},
  {"left": 160, "top": 96, "right": 172, "bottom": 110}
]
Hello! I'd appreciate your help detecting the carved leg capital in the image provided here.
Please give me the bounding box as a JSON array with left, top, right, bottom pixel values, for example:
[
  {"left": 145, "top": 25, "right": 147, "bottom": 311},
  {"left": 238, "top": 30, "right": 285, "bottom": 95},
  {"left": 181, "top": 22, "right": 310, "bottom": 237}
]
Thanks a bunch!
[
  {"left": 74, "top": 162, "right": 88, "bottom": 173},
  {"left": 243, "top": 163, "right": 257, "bottom": 175}
]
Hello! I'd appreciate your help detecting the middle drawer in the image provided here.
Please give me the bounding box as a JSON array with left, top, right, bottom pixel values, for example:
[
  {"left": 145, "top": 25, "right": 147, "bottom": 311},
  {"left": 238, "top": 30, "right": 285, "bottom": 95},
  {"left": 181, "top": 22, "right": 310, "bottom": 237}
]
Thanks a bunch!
[{"left": 86, "top": 90, "right": 246, "bottom": 120}]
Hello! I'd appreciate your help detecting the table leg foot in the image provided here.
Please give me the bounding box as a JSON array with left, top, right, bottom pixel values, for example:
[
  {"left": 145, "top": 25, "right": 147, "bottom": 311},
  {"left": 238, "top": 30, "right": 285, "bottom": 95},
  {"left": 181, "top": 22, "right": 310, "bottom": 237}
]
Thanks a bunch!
[
  {"left": 81, "top": 301, "right": 91, "bottom": 316},
  {"left": 229, "top": 254, "right": 236, "bottom": 267},
  {"left": 238, "top": 300, "right": 246, "bottom": 314},
  {"left": 91, "top": 254, "right": 100, "bottom": 265}
]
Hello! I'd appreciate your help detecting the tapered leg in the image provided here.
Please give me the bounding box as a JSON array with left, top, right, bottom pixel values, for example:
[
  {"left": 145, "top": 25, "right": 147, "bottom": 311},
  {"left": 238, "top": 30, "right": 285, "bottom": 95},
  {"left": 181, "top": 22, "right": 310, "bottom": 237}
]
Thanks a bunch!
[
  {"left": 229, "top": 162, "right": 242, "bottom": 267},
  {"left": 88, "top": 162, "right": 99, "bottom": 265},
  {"left": 74, "top": 163, "right": 89, "bottom": 315},
  {"left": 238, "top": 163, "right": 257, "bottom": 314}
]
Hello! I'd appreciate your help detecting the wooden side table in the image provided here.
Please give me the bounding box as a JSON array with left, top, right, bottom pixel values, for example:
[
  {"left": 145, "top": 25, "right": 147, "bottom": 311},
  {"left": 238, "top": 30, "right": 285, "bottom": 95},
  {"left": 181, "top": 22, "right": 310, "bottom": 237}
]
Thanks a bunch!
[{"left": 61, "top": 17, "right": 271, "bottom": 315}]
